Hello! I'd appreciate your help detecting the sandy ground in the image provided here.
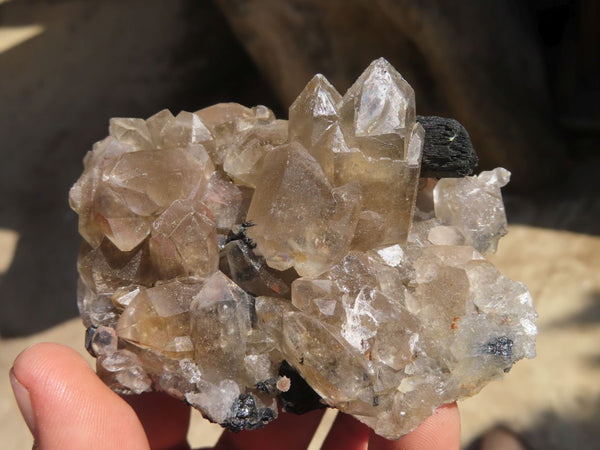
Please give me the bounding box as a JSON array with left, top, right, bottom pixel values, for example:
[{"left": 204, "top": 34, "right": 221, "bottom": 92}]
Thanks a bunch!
[{"left": 2, "top": 225, "right": 600, "bottom": 449}]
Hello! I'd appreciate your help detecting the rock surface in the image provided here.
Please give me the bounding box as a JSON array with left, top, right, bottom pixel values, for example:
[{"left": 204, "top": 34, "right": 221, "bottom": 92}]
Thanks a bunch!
[{"left": 70, "top": 58, "right": 536, "bottom": 439}]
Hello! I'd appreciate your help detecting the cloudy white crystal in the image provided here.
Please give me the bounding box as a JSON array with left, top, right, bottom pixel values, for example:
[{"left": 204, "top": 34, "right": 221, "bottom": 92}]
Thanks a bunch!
[{"left": 433, "top": 167, "right": 510, "bottom": 254}]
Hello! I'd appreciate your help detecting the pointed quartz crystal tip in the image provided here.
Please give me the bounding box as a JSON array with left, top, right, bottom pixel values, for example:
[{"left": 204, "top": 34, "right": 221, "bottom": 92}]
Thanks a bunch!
[
  {"left": 70, "top": 58, "right": 536, "bottom": 440},
  {"left": 288, "top": 74, "right": 351, "bottom": 184},
  {"left": 109, "top": 118, "right": 153, "bottom": 150},
  {"left": 70, "top": 140, "right": 215, "bottom": 252},
  {"left": 160, "top": 111, "right": 213, "bottom": 149},
  {"left": 146, "top": 109, "right": 175, "bottom": 146},
  {"left": 289, "top": 74, "right": 343, "bottom": 149},
  {"left": 338, "top": 57, "right": 416, "bottom": 159}
]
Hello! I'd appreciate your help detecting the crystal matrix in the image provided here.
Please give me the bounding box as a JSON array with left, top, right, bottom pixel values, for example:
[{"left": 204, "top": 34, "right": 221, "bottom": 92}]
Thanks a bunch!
[{"left": 70, "top": 58, "right": 537, "bottom": 439}]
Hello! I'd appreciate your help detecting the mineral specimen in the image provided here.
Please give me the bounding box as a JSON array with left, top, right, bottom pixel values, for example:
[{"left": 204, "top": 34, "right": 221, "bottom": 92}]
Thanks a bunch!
[{"left": 70, "top": 58, "right": 537, "bottom": 439}]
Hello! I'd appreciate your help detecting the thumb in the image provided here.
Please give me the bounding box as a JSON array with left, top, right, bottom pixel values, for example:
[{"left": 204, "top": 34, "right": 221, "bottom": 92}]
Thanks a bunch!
[{"left": 10, "top": 343, "right": 150, "bottom": 450}]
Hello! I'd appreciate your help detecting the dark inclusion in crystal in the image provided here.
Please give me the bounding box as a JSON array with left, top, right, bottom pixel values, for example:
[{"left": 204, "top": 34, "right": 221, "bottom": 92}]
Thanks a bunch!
[
  {"left": 486, "top": 336, "right": 514, "bottom": 358},
  {"left": 223, "top": 393, "right": 276, "bottom": 432},
  {"left": 220, "top": 221, "right": 292, "bottom": 298},
  {"left": 256, "top": 378, "right": 278, "bottom": 395},
  {"left": 226, "top": 221, "right": 257, "bottom": 249}
]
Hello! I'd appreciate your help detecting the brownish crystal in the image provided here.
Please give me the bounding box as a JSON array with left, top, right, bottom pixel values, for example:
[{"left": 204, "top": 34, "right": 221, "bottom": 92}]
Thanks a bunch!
[
  {"left": 246, "top": 142, "right": 361, "bottom": 277},
  {"left": 70, "top": 58, "right": 536, "bottom": 439}
]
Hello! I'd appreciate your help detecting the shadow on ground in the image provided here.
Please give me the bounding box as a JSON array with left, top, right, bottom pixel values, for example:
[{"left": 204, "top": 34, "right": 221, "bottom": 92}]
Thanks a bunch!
[
  {"left": 465, "top": 393, "right": 600, "bottom": 450},
  {"left": 545, "top": 290, "right": 600, "bottom": 331},
  {"left": 522, "top": 396, "right": 600, "bottom": 450}
]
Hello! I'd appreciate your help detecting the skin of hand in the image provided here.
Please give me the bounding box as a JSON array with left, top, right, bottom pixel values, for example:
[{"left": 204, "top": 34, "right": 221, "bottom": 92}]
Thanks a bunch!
[{"left": 10, "top": 343, "right": 460, "bottom": 450}]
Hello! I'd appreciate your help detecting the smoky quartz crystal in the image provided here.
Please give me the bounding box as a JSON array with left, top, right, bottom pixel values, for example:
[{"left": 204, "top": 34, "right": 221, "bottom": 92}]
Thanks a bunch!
[{"left": 70, "top": 58, "right": 537, "bottom": 439}]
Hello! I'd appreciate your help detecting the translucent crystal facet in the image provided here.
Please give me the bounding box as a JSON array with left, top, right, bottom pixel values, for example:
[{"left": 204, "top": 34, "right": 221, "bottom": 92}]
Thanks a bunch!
[
  {"left": 246, "top": 142, "right": 361, "bottom": 277},
  {"left": 289, "top": 74, "right": 343, "bottom": 149},
  {"left": 190, "top": 271, "right": 253, "bottom": 383},
  {"left": 334, "top": 151, "right": 420, "bottom": 246},
  {"left": 433, "top": 168, "right": 510, "bottom": 254},
  {"left": 149, "top": 199, "right": 219, "bottom": 279},
  {"left": 71, "top": 59, "right": 536, "bottom": 440},
  {"left": 116, "top": 280, "right": 200, "bottom": 355},
  {"left": 222, "top": 119, "right": 288, "bottom": 188},
  {"left": 338, "top": 58, "right": 416, "bottom": 159}
]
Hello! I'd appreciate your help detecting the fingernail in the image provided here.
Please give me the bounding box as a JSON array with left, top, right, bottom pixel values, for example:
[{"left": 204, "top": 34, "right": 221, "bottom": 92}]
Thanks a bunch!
[{"left": 9, "top": 367, "right": 37, "bottom": 436}]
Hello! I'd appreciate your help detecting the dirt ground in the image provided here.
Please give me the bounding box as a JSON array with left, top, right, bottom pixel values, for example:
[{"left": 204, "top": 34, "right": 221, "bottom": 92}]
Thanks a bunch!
[{"left": 1, "top": 1, "right": 599, "bottom": 448}]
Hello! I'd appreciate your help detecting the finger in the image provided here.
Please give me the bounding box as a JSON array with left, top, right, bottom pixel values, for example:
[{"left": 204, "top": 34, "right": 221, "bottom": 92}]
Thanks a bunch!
[
  {"left": 124, "top": 391, "right": 191, "bottom": 450},
  {"left": 214, "top": 407, "right": 326, "bottom": 450},
  {"left": 369, "top": 403, "right": 460, "bottom": 450},
  {"left": 321, "top": 411, "right": 370, "bottom": 450},
  {"left": 11, "top": 343, "right": 149, "bottom": 450}
]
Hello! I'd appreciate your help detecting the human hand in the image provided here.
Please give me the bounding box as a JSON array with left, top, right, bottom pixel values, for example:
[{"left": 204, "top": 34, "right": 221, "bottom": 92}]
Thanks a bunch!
[{"left": 10, "top": 343, "right": 460, "bottom": 449}]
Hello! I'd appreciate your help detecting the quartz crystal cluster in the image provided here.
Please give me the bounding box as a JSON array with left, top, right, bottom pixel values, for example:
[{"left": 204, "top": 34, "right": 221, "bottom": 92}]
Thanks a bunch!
[{"left": 70, "top": 58, "right": 537, "bottom": 439}]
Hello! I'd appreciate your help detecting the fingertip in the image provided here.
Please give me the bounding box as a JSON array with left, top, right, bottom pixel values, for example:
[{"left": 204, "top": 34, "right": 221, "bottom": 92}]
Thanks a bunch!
[
  {"left": 369, "top": 403, "right": 460, "bottom": 450},
  {"left": 12, "top": 343, "right": 90, "bottom": 384},
  {"left": 11, "top": 342, "right": 149, "bottom": 450},
  {"left": 9, "top": 366, "right": 36, "bottom": 436}
]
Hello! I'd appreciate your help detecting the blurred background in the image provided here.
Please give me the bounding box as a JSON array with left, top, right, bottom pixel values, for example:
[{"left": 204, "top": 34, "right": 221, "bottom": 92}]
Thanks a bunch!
[{"left": 0, "top": 0, "right": 598, "bottom": 448}]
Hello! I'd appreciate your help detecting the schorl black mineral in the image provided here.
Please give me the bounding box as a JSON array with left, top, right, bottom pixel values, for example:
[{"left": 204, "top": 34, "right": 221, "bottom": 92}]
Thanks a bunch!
[
  {"left": 278, "top": 360, "right": 327, "bottom": 415},
  {"left": 248, "top": 296, "right": 258, "bottom": 329},
  {"left": 417, "top": 115, "right": 478, "bottom": 178},
  {"left": 226, "top": 221, "right": 257, "bottom": 249},
  {"left": 222, "top": 393, "right": 276, "bottom": 432},
  {"left": 256, "top": 378, "right": 278, "bottom": 395},
  {"left": 486, "top": 336, "right": 514, "bottom": 357}
]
